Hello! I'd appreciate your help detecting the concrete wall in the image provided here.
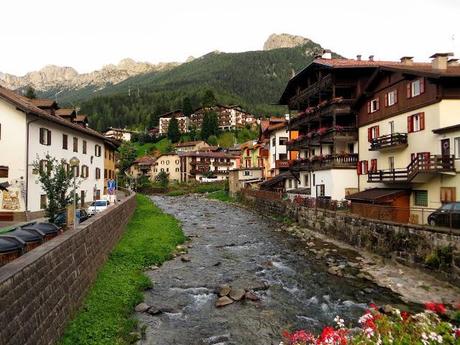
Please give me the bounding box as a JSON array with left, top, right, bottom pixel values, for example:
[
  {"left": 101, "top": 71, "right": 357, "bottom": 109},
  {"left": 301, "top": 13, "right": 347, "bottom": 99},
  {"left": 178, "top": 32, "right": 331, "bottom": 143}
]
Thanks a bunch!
[
  {"left": 0, "top": 192, "right": 136, "bottom": 345},
  {"left": 241, "top": 189, "right": 460, "bottom": 283}
]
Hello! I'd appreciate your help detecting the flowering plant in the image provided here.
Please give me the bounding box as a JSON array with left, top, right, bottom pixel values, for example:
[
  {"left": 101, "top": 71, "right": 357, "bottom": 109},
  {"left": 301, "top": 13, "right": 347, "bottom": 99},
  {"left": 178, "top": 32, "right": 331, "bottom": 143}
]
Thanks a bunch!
[
  {"left": 281, "top": 303, "right": 460, "bottom": 345},
  {"left": 317, "top": 127, "right": 327, "bottom": 135}
]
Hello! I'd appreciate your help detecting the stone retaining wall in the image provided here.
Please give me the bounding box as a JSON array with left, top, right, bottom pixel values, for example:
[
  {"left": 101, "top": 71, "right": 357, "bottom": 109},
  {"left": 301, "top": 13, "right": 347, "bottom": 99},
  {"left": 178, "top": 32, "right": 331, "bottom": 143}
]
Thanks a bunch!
[
  {"left": 0, "top": 193, "right": 137, "bottom": 345},
  {"left": 241, "top": 190, "right": 460, "bottom": 284}
]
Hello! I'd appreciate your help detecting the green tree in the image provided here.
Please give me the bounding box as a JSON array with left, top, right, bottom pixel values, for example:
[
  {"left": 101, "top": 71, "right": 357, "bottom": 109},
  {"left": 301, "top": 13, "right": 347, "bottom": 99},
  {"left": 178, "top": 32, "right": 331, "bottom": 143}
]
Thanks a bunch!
[
  {"left": 201, "top": 111, "right": 219, "bottom": 140},
  {"left": 155, "top": 171, "right": 169, "bottom": 189},
  {"left": 118, "top": 141, "right": 137, "bottom": 174},
  {"left": 207, "top": 135, "right": 218, "bottom": 146},
  {"left": 32, "top": 155, "right": 76, "bottom": 222},
  {"left": 25, "top": 86, "right": 37, "bottom": 99},
  {"left": 182, "top": 97, "right": 193, "bottom": 116},
  {"left": 167, "top": 117, "right": 181, "bottom": 143},
  {"left": 202, "top": 90, "right": 217, "bottom": 107}
]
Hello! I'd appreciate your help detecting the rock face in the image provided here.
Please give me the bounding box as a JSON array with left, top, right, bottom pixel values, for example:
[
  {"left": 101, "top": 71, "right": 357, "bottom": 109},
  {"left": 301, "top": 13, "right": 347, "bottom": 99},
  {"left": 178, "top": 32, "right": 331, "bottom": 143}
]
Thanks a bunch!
[
  {"left": 263, "top": 33, "right": 311, "bottom": 51},
  {"left": 0, "top": 58, "right": 179, "bottom": 91}
]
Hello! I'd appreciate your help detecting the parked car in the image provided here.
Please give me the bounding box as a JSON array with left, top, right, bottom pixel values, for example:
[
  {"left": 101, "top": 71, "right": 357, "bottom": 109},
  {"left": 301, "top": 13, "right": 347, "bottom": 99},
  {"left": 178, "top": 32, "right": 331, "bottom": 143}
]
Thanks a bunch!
[
  {"left": 87, "top": 199, "right": 110, "bottom": 216},
  {"left": 427, "top": 202, "right": 460, "bottom": 229},
  {"left": 53, "top": 209, "right": 89, "bottom": 228}
]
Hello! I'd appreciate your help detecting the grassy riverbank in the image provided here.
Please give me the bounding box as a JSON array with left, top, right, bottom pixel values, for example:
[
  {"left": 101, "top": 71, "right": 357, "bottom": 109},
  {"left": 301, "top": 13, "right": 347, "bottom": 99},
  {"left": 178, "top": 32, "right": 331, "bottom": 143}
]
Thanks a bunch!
[
  {"left": 60, "top": 194, "right": 186, "bottom": 345},
  {"left": 165, "top": 181, "right": 226, "bottom": 196}
]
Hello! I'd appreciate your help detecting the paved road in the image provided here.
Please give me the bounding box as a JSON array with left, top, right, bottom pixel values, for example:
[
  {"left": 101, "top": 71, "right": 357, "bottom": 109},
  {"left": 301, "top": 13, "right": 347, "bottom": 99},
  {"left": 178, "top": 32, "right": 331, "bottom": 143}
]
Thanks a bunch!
[{"left": 138, "top": 195, "right": 406, "bottom": 345}]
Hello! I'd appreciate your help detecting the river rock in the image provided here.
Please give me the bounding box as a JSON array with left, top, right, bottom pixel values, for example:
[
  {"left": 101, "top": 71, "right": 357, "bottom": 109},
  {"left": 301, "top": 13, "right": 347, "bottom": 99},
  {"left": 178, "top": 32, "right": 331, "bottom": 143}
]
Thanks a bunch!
[
  {"left": 229, "top": 288, "right": 246, "bottom": 301},
  {"left": 181, "top": 256, "right": 191, "bottom": 262},
  {"left": 135, "top": 302, "right": 150, "bottom": 312},
  {"left": 244, "top": 291, "right": 260, "bottom": 301},
  {"left": 216, "top": 296, "right": 234, "bottom": 307},
  {"left": 146, "top": 306, "right": 162, "bottom": 315},
  {"left": 218, "top": 284, "right": 231, "bottom": 297}
]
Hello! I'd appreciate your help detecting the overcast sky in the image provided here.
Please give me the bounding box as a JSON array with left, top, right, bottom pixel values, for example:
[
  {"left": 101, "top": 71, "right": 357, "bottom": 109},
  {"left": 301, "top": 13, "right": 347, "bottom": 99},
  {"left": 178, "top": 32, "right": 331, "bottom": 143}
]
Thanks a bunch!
[{"left": 1, "top": 0, "right": 459, "bottom": 75}]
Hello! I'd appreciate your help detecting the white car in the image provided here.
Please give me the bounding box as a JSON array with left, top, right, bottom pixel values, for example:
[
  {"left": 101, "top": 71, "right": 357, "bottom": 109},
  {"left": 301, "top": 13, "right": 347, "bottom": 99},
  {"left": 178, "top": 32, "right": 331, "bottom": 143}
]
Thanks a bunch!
[{"left": 87, "top": 199, "right": 109, "bottom": 216}]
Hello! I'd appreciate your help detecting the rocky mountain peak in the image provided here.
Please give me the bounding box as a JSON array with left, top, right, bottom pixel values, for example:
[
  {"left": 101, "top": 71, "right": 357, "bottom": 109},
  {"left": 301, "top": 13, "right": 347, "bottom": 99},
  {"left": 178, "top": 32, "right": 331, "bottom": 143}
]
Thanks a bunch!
[{"left": 263, "top": 33, "right": 311, "bottom": 51}]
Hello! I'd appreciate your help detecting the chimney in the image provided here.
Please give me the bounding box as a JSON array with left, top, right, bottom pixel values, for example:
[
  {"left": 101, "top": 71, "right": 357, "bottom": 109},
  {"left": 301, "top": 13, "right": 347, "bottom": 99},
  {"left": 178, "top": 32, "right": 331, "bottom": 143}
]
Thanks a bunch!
[
  {"left": 321, "top": 49, "right": 332, "bottom": 60},
  {"left": 356, "top": 55, "right": 362, "bottom": 61},
  {"left": 430, "top": 52, "right": 453, "bottom": 70},
  {"left": 400, "top": 56, "right": 414, "bottom": 65},
  {"left": 369, "top": 55, "right": 374, "bottom": 61},
  {"left": 448, "top": 58, "right": 459, "bottom": 67}
]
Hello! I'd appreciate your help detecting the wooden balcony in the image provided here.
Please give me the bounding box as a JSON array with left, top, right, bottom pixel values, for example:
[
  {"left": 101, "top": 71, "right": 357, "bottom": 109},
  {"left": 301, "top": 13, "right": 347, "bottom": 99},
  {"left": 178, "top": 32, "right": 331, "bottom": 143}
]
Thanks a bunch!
[
  {"left": 292, "top": 154, "right": 358, "bottom": 171},
  {"left": 214, "top": 161, "right": 233, "bottom": 167},
  {"left": 369, "top": 133, "right": 408, "bottom": 151},
  {"left": 288, "top": 74, "right": 332, "bottom": 108},
  {"left": 368, "top": 155, "right": 455, "bottom": 183},
  {"left": 320, "top": 126, "right": 358, "bottom": 142},
  {"left": 275, "top": 160, "right": 294, "bottom": 169}
]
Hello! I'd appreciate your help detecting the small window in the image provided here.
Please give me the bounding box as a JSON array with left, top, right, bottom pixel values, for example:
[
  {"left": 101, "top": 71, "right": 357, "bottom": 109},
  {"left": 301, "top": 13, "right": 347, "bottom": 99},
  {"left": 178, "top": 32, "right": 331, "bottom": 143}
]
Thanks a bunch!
[
  {"left": 95, "top": 168, "right": 101, "bottom": 179},
  {"left": 407, "top": 113, "right": 425, "bottom": 132},
  {"left": 73, "top": 137, "right": 78, "bottom": 152},
  {"left": 62, "top": 134, "right": 68, "bottom": 150},
  {"left": 39, "top": 160, "right": 51, "bottom": 175},
  {"left": 39, "top": 128, "right": 51, "bottom": 145},
  {"left": 368, "top": 98, "right": 380, "bottom": 113},
  {"left": 408, "top": 79, "right": 424, "bottom": 98},
  {"left": 175, "top": 168, "right": 179, "bottom": 172},
  {"left": 385, "top": 90, "right": 398, "bottom": 106},
  {"left": 454, "top": 137, "right": 460, "bottom": 159},
  {"left": 81, "top": 165, "right": 89, "bottom": 178},
  {"left": 40, "top": 194, "right": 47, "bottom": 209},
  {"left": 414, "top": 190, "right": 428, "bottom": 207},
  {"left": 272, "top": 137, "right": 276, "bottom": 147},
  {"left": 357, "top": 160, "right": 369, "bottom": 175},
  {"left": 279, "top": 137, "right": 288, "bottom": 146},
  {"left": 95, "top": 145, "right": 102, "bottom": 157},
  {"left": 83, "top": 140, "right": 87, "bottom": 154},
  {"left": 367, "top": 126, "right": 380, "bottom": 142},
  {"left": 73, "top": 165, "right": 80, "bottom": 177},
  {"left": 304, "top": 174, "right": 308, "bottom": 186},
  {"left": 440, "top": 187, "right": 456, "bottom": 203},
  {"left": 104, "top": 169, "right": 107, "bottom": 179}
]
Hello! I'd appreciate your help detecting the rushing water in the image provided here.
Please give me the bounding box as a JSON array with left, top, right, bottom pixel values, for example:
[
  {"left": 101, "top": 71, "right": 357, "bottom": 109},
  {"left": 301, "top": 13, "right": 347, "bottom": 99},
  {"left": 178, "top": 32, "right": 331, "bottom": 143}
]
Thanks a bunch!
[{"left": 138, "top": 195, "right": 410, "bottom": 345}]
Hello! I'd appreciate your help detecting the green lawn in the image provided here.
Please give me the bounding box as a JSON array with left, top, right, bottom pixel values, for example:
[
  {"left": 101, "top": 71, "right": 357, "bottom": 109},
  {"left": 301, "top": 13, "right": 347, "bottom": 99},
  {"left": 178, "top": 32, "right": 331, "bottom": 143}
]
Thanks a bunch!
[
  {"left": 60, "top": 194, "right": 185, "bottom": 345},
  {"left": 165, "top": 181, "right": 226, "bottom": 196},
  {"left": 133, "top": 138, "right": 173, "bottom": 157},
  {"left": 206, "top": 190, "right": 234, "bottom": 203}
]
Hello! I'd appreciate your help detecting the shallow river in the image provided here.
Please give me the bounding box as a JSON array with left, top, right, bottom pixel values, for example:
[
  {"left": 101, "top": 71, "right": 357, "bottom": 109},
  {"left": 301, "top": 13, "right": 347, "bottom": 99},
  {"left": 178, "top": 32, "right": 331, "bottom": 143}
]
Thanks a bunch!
[{"left": 138, "top": 195, "right": 410, "bottom": 345}]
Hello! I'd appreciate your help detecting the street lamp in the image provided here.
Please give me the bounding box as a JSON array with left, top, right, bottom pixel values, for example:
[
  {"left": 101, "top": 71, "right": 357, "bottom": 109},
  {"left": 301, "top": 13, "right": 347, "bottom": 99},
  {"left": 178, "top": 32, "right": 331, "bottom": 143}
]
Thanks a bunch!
[{"left": 69, "top": 156, "right": 80, "bottom": 230}]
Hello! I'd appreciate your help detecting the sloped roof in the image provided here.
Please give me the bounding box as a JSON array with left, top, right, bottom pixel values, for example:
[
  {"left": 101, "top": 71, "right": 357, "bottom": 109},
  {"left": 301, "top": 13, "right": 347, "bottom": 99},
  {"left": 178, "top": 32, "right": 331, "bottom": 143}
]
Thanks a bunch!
[
  {"left": 30, "top": 98, "right": 57, "bottom": 108},
  {"left": 174, "top": 140, "right": 207, "bottom": 148},
  {"left": 0, "top": 86, "right": 105, "bottom": 141},
  {"left": 134, "top": 156, "right": 156, "bottom": 165},
  {"left": 55, "top": 108, "right": 76, "bottom": 117},
  {"left": 346, "top": 188, "right": 410, "bottom": 204}
]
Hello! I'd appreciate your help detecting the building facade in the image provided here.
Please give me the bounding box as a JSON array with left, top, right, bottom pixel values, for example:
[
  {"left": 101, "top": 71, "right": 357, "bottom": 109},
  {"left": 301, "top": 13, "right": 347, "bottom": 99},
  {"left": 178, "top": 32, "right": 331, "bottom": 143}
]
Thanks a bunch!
[
  {"left": 180, "top": 152, "right": 240, "bottom": 182},
  {"left": 104, "top": 127, "right": 136, "bottom": 141},
  {"left": 152, "top": 153, "right": 181, "bottom": 182},
  {"left": 190, "top": 105, "right": 257, "bottom": 131},
  {"left": 355, "top": 54, "right": 460, "bottom": 224},
  {"left": 158, "top": 110, "right": 190, "bottom": 135},
  {"left": 0, "top": 87, "right": 106, "bottom": 221},
  {"left": 174, "top": 140, "right": 210, "bottom": 153}
]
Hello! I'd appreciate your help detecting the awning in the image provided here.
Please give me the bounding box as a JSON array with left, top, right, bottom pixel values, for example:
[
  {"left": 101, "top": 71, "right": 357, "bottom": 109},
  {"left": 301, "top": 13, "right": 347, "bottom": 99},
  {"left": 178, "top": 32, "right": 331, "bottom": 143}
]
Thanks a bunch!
[{"left": 346, "top": 188, "right": 410, "bottom": 204}]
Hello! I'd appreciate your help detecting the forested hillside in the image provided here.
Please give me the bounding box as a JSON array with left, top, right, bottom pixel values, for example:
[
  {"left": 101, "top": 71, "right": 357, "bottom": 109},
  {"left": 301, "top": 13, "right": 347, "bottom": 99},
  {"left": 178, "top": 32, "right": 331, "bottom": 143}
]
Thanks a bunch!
[{"left": 78, "top": 42, "right": 325, "bottom": 131}]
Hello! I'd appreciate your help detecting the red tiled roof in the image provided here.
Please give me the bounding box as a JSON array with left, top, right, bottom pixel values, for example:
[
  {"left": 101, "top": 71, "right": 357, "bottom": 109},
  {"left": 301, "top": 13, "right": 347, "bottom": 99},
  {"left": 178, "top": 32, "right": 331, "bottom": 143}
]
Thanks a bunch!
[
  {"left": 159, "top": 110, "right": 184, "bottom": 118},
  {"left": 55, "top": 108, "right": 76, "bottom": 117},
  {"left": 134, "top": 156, "right": 156, "bottom": 164},
  {"left": 30, "top": 98, "right": 57, "bottom": 108},
  {"left": 0, "top": 86, "right": 106, "bottom": 141},
  {"left": 180, "top": 151, "right": 239, "bottom": 159},
  {"left": 75, "top": 115, "right": 88, "bottom": 122}
]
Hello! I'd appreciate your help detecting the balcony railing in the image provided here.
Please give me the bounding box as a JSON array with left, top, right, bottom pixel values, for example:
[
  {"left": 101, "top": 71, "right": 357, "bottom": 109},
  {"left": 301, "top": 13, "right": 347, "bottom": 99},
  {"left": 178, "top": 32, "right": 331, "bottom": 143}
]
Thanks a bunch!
[
  {"left": 288, "top": 74, "right": 332, "bottom": 108},
  {"left": 368, "top": 155, "right": 455, "bottom": 183},
  {"left": 292, "top": 154, "right": 358, "bottom": 171},
  {"left": 275, "top": 160, "right": 294, "bottom": 169},
  {"left": 214, "top": 161, "right": 233, "bottom": 166},
  {"left": 287, "top": 126, "right": 357, "bottom": 149},
  {"left": 369, "top": 133, "right": 408, "bottom": 151}
]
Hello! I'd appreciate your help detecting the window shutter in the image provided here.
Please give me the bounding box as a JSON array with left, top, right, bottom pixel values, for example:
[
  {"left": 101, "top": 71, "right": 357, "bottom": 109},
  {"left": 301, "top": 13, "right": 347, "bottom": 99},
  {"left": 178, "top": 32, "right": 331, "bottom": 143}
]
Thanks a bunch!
[
  {"left": 47, "top": 130, "right": 51, "bottom": 146},
  {"left": 367, "top": 101, "right": 371, "bottom": 114},
  {"left": 419, "top": 112, "right": 425, "bottom": 130},
  {"left": 357, "top": 161, "right": 362, "bottom": 175},
  {"left": 376, "top": 97, "right": 380, "bottom": 110},
  {"left": 376, "top": 126, "right": 380, "bottom": 138},
  {"left": 406, "top": 83, "right": 411, "bottom": 98},
  {"left": 394, "top": 90, "right": 398, "bottom": 104},
  {"left": 407, "top": 116, "right": 413, "bottom": 133},
  {"left": 420, "top": 78, "right": 425, "bottom": 94},
  {"left": 363, "top": 161, "right": 369, "bottom": 174},
  {"left": 371, "top": 159, "right": 377, "bottom": 172},
  {"left": 384, "top": 93, "right": 388, "bottom": 106},
  {"left": 39, "top": 128, "right": 44, "bottom": 144},
  {"left": 368, "top": 128, "right": 372, "bottom": 142}
]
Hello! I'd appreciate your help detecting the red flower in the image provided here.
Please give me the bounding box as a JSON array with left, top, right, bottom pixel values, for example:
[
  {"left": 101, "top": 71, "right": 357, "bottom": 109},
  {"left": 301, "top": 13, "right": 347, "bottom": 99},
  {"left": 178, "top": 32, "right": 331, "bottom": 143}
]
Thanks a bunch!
[
  {"left": 455, "top": 329, "right": 460, "bottom": 338},
  {"left": 425, "top": 302, "right": 437, "bottom": 312},
  {"left": 369, "top": 303, "right": 378, "bottom": 310},
  {"left": 401, "top": 311, "right": 411, "bottom": 321},
  {"left": 424, "top": 302, "right": 446, "bottom": 314},
  {"left": 456, "top": 303, "right": 460, "bottom": 310}
]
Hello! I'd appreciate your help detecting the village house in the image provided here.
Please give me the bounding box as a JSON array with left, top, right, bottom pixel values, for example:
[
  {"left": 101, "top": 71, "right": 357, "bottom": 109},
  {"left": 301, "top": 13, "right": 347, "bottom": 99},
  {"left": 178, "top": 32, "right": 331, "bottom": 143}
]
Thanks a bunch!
[
  {"left": 128, "top": 155, "right": 156, "bottom": 179},
  {"left": 0, "top": 86, "right": 107, "bottom": 221},
  {"left": 279, "top": 53, "right": 386, "bottom": 200},
  {"left": 228, "top": 167, "right": 264, "bottom": 197},
  {"left": 151, "top": 153, "right": 181, "bottom": 182},
  {"left": 240, "top": 140, "right": 269, "bottom": 178},
  {"left": 104, "top": 140, "right": 119, "bottom": 195},
  {"left": 158, "top": 110, "right": 189, "bottom": 135},
  {"left": 104, "top": 127, "right": 136, "bottom": 141},
  {"left": 179, "top": 151, "right": 240, "bottom": 182},
  {"left": 190, "top": 105, "right": 257, "bottom": 131},
  {"left": 348, "top": 53, "right": 460, "bottom": 224},
  {"left": 174, "top": 140, "right": 210, "bottom": 153}
]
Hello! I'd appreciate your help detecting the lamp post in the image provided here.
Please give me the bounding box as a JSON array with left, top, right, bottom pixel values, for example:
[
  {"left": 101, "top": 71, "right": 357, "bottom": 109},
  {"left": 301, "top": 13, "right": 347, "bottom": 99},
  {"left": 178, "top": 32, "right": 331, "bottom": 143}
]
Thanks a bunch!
[{"left": 69, "top": 156, "right": 80, "bottom": 230}]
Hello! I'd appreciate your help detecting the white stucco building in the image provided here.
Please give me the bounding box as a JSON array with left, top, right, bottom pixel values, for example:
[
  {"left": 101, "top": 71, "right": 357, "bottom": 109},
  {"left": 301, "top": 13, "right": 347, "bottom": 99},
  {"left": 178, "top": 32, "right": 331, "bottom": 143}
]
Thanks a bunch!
[{"left": 0, "top": 86, "right": 107, "bottom": 221}]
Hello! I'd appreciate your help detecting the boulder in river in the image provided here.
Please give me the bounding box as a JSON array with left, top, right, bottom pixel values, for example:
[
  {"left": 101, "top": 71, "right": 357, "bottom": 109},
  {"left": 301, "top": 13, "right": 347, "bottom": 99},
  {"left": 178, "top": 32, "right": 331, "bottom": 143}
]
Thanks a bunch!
[
  {"left": 181, "top": 256, "right": 191, "bottom": 262},
  {"left": 229, "top": 288, "right": 246, "bottom": 301},
  {"left": 216, "top": 296, "right": 234, "bottom": 307},
  {"left": 244, "top": 291, "right": 260, "bottom": 301},
  {"left": 218, "top": 284, "right": 231, "bottom": 297}
]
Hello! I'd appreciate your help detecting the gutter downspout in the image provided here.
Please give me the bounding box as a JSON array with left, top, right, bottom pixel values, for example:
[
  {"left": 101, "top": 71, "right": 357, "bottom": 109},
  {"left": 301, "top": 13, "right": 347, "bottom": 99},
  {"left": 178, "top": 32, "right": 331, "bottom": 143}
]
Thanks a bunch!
[{"left": 25, "top": 115, "right": 39, "bottom": 220}]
